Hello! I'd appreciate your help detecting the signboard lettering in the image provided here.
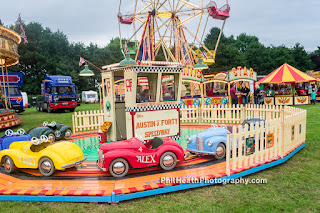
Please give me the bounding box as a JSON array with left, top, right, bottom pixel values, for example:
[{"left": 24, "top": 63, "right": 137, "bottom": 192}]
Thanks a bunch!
[{"left": 229, "top": 66, "right": 257, "bottom": 81}]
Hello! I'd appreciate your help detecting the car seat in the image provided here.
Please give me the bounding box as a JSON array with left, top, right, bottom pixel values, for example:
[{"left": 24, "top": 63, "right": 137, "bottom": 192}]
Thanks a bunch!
[{"left": 152, "top": 137, "right": 164, "bottom": 149}]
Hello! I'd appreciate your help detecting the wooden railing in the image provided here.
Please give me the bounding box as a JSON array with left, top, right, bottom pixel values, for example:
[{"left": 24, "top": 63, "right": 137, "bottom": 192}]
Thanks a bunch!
[
  {"left": 225, "top": 106, "right": 306, "bottom": 176},
  {"left": 72, "top": 110, "right": 104, "bottom": 133},
  {"left": 180, "top": 104, "right": 283, "bottom": 124}
]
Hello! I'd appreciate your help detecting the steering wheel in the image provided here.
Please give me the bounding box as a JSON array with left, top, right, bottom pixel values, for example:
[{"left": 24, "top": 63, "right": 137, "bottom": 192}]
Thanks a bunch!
[
  {"left": 55, "top": 130, "right": 61, "bottom": 137},
  {"left": 5, "top": 129, "right": 13, "bottom": 137},
  {"left": 246, "top": 116, "right": 251, "bottom": 120},
  {"left": 40, "top": 135, "right": 48, "bottom": 143},
  {"left": 260, "top": 116, "right": 264, "bottom": 120},
  {"left": 50, "top": 121, "right": 56, "bottom": 126},
  {"left": 31, "top": 137, "right": 40, "bottom": 145},
  {"left": 17, "top": 128, "right": 25, "bottom": 135},
  {"left": 211, "top": 124, "right": 218, "bottom": 127},
  {"left": 43, "top": 121, "right": 49, "bottom": 127},
  {"left": 220, "top": 124, "right": 227, "bottom": 129}
]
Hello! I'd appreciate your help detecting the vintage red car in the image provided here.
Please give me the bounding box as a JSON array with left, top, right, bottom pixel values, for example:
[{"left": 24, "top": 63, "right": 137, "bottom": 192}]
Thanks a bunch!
[{"left": 97, "top": 136, "right": 185, "bottom": 177}]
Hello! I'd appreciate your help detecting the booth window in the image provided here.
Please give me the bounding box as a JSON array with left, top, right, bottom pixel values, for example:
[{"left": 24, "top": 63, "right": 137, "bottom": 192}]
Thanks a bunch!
[
  {"left": 136, "top": 73, "right": 157, "bottom": 103},
  {"left": 161, "top": 74, "right": 178, "bottom": 101},
  {"left": 103, "top": 78, "right": 108, "bottom": 97},
  {"left": 114, "top": 77, "right": 125, "bottom": 102}
]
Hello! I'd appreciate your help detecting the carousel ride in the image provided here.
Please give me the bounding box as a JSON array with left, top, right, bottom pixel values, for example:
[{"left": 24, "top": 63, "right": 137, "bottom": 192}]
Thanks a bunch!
[
  {"left": 0, "top": 1, "right": 307, "bottom": 204},
  {"left": 0, "top": 26, "right": 23, "bottom": 129}
]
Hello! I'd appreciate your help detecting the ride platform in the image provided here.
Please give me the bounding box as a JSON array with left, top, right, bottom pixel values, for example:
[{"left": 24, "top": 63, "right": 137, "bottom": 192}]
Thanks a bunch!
[
  {"left": 0, "top": 109, "right": 23, "bottom": 129},
  {"left": 0, "top": 124, "right": 305, "bottom": 203}
]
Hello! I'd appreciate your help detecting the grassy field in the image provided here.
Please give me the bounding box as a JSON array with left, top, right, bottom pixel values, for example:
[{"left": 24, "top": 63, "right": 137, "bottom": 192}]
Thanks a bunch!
[{"left": 0, "top": 104, "right": 319, "bottom": 212}]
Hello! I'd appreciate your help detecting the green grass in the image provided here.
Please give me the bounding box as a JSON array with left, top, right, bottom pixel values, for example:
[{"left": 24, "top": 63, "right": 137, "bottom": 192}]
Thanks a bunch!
[{"left": 0, "top": 104, "right": 319, "bottom": 212}]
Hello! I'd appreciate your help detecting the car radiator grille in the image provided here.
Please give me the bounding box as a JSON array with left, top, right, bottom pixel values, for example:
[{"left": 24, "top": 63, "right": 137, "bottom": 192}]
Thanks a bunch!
[
  {"left": 98, "top": 149, "right": 103, "bottom": 164},
  {"left": 197, "top": 137, "right": 204, "bottom": 151}
]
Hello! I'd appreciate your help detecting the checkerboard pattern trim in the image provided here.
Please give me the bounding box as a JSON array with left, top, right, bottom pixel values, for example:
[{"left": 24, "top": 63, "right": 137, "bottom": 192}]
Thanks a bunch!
[
  {"left": 126, "top": 104, "right": 180, "bottom": 112},
  {"left": 133, "top": 66, "right": 183, "bottom": 73},
  {"left": 169, "top": 135, "right": 181, "bottom": 141}
]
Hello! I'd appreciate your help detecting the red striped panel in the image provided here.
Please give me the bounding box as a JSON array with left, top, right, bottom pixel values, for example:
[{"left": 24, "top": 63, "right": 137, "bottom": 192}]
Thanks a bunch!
[
  {"left": 10, "top": 189, "right": 21, "bottom": 195},
  {"left": 128, "top": 187, "right": 138, "bottom": 193},
  {"left": 23, "top": 190, "right": 34, "bottom": 195},
  {"left": 0, "top": 189, "right": 8, "bottom": 195},
  {"left": 113, "top": 189, "right": 123, "bottom": 195},
  {"left": 38, "top": 190, "right": 48, "bottom": 195},
  {"left": 66, "top": 190, "right": 77, "bottom": 196},
  {"left": 80, "top": 190, "right": 91, "bottom": 196},
  {"left": 143, "top": 185, "right": 152, "bottom": 190},
  {"left": 53, "top": 190, "right": 63, "bottom": 195}
]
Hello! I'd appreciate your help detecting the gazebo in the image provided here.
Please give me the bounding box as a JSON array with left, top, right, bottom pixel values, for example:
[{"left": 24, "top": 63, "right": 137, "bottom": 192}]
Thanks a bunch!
[{"left": 258, "top": 63, "right": 316, "bottom": 105}]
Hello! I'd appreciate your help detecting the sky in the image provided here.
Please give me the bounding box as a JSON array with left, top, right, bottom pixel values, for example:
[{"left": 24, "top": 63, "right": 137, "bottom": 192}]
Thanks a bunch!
[{"left": 1, "top": 0, "right": 320, "bottom": 52}]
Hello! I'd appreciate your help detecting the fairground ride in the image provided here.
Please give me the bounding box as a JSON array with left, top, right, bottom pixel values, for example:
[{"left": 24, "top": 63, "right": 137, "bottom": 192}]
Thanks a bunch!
[{"left": 118, "top": 0, "right": 230, "bottom": 66}]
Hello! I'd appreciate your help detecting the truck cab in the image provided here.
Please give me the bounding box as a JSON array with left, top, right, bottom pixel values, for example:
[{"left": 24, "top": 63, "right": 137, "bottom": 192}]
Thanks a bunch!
[
  {"left": 0, "top": 72, "right": 24, "bottom": 113},
  {"left": 101, "top": 61, "right": 183, "bottom": 142},
  {"left": 37, "top": 76, "right": 77, "bottom": 113}
]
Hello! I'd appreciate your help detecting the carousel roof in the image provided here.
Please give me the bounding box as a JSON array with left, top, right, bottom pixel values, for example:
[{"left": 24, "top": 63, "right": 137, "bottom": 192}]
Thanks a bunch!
[{"left": 258, "top": 63, "right": 316, "bottom": 84}]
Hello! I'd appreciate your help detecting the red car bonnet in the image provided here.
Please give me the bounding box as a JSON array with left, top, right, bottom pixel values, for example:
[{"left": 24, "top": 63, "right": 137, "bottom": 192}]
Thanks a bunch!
[{"left": 99, "top": 138, "right": 145, "bottom": 153}]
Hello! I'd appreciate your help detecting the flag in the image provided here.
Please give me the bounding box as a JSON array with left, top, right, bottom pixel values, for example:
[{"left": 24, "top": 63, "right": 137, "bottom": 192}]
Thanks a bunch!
[
  {"left": 15, "top": 14, "right": 28, "bottom": 44},
  {"left": 181, "top": 44, "right": 193, "bottom": 66},
  {"left": 78, "top": 57, "right": 86, "bottom": 67},
  {"left": 201, "top": 51, "right": 207, "bottom": 60},
  {"left": 124, "top": 42, "right": 128, "bottom": 53}
]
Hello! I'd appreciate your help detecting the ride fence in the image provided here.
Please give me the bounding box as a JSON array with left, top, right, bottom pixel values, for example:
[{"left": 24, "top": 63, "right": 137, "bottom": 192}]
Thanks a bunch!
[
  {"left": 180, "top": 104, "right": 283, "bottom": 124},
  {"left": 225, "top": 106, "right": 306, "bottom": 176},
  {"left": 72, "top": 110, "right": 104, "bottom": 133}
]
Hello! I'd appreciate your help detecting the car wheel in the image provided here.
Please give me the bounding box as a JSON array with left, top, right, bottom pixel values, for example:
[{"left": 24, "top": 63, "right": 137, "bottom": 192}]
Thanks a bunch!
[
  {"left": 47, "top": 105, "right": 51, "bottom": 113},
  {"left": 70, "top": 108, "right": 75, "bottom": 112},
  {"left": 109, "top": 158, "right": 129, "bottom": 178},
  {"left": 160, "top": 151, "right": 177, "bottom": 171},
  {"left": 3, "top": 156, "right": 15, "bottom": 173},
  {"left": 47, "top": 133, "right": 56, "bottom": 142},
  {"left": 64, "top": 129, "right": 72, "bottom": 140},
  {"left": 215, "top": 143, "right": 226, "bottom": 160},
  {"left": 38, "top": 157, "right": 55, "bottom": 176},
  {"left": 40, "top": 104, "right": 43, "bottom": 112},
  {"left": 37, "top": 105, "right": 40, "bottom": 111}
]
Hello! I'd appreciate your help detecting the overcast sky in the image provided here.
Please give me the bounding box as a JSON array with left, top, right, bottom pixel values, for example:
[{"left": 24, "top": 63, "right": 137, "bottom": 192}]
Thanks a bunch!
[{"left": 1, "top": 0, "right": 320, "bottom": 52}]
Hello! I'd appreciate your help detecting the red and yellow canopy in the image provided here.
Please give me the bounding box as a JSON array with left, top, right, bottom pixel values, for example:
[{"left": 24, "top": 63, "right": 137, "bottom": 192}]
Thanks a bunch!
[{"left": 258, "top": 63, "right": 316, "bottom": 84}]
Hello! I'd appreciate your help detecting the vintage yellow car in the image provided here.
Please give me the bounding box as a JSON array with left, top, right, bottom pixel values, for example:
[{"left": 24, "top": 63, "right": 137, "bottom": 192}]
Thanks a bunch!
[{"left": 0, "top": 136, "right": 86, "bottom": 176}]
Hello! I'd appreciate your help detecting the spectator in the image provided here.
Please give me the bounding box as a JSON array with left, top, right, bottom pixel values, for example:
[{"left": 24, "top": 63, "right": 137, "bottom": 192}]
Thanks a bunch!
[
  {"left": 240, "top": 83, "right": 250, "bottom": 105},
  {"left": 136, "top": 85, "right": 142, "bottom": 103},
  {"left": 141, "top": 89, "right": 151, "bottom": 102},
  {"left": 311, "top": 89, "right": 317, "bottom": 105},
  {"left": 254, "top": 84, "right": 260, "bottom": 104},
  {"left": 230, "top": 83, "right": 238, "bottom": 105}
]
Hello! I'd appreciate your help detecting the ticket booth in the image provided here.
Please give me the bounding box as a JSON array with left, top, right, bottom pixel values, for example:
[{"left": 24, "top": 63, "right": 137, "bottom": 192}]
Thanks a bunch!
[{"left": 101, "top": 63, "right": 183, "bottom": 142}]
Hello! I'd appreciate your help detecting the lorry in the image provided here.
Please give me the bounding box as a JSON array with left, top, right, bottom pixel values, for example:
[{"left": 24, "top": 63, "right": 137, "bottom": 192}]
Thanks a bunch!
[
  {"left": 37, "top": 76, "right": 77, "bottom": 113},
  {"left": 81, "top": 90, "right": 98, "bottom": 104},
  {"left": 0, "top": 72, "right": 24, "bottom": 113}
]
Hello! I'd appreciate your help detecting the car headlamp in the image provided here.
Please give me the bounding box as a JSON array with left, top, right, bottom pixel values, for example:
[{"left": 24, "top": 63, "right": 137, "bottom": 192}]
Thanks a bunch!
[
  {"left": 207, "top": 141, "right": 213, "bottom": 147},
  {"left": 187, "top": 138, "right": 191, "bottom": 144}
]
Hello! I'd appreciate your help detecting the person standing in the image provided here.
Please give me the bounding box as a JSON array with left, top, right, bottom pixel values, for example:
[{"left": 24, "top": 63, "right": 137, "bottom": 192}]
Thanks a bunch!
[
  {"left": 311, "top": 89, "right": 317, "bottom": 105},
  {"left": 230, "top": 83, "right": 238, "bottom": 105},
  {"left": 254, "top": 84, "right": 261, "bottom": 105},
  {"left": 240, "top": 83, "right": 250, "bottom": 105}
]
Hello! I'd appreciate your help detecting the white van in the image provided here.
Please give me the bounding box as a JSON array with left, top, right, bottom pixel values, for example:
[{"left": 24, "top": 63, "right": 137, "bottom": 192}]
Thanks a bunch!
[
  {"left": 21, "top": 92, "right": 29, "bottom": 108},
  {"left": 82, "top": 90, "right": 98, "bottom": 104}
]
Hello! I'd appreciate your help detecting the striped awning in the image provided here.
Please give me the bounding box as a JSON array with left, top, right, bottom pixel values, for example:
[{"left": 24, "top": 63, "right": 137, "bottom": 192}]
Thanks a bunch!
[{"left": 258, "top": 63, "right": 316, "bottom": 84}]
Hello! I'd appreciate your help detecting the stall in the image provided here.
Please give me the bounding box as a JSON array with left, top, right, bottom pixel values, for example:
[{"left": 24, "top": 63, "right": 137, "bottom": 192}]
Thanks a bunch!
[
  {"left": 180, "top": 66, "right": 258, "bottom": 106},
  {"left": 258, "top": 63, "right": 316, "bottom": 105}
]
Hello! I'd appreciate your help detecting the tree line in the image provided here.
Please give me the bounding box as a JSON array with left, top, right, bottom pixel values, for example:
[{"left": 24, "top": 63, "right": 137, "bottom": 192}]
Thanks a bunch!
[{"left": 0, "top": 20, "right": 318, "bottom": 95}]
